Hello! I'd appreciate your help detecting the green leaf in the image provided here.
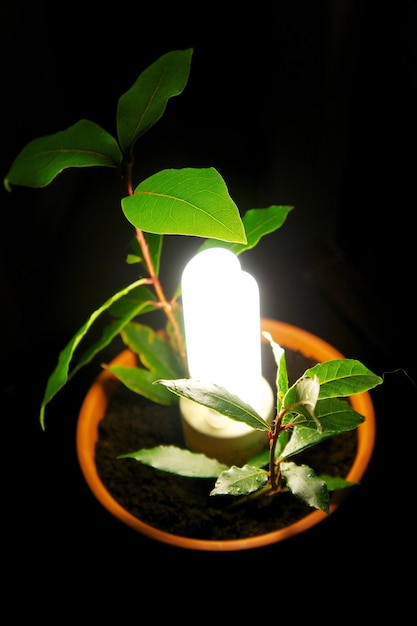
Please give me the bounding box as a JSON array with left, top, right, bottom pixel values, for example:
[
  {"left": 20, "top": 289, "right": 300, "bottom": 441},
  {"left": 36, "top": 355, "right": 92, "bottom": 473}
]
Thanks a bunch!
[
  {"left": 281, "top": 462, "right": 330, "bottom": 513},
  {"left": 121, "top": 167, "right": 247, "bottom": 243},
  {"left": 210, "top": 464, "right": 269, "bottom": 496},
  {"left": 107, "top": 365, "right": 178, "bottom": 405},
  {"left": 281, "top": 397, "right": 365, "bottom": 457},
  {"left": 39, "top": 278, "right": 150, "bottom": 429},
  {"left": 304, "top": 359, "right": 383, "bottom": 398},
  {"left": 120, "top": 322, "right": 184, "bottom": 378},
  {"left": 119, "top": 445, "right": 227, "bottom": 478},
  {"left": 4, "top": 119, "right": 122, "bottom": 189},
  {"left": 109, "top": 322, "right": 185, "bottom": 405},
  {"left": 157, "top": 378, "right": 271, "bottom": 431},
  {"left": 128, "top": 232, "right": 163, "bottom": 276},
  {"left": 263, "top": 333, "right": 287, "bottom": 410},
  {"left": 117, "top": 48, "right": 193, "bottom": 153},
  {"left": 284, "top": 375, "right": 322, "bottom": 431},
  {"left": 199, "top": 205, "right": 294, "bottom": 255},
  {"left": 320, "top": 475, "right": 357, "bottom": 491}
]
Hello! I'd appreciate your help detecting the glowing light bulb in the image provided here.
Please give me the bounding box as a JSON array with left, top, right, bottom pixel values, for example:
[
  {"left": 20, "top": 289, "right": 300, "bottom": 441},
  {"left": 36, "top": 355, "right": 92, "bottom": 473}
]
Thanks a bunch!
[{"left": 179, "top": 247, "right": 274, "bottom": 466}]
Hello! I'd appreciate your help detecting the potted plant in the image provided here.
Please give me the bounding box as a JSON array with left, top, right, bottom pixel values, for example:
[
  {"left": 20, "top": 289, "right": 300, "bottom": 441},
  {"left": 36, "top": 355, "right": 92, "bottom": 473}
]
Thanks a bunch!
[{"left": 4, "top": 48, "right": 383, "bottom": 551}]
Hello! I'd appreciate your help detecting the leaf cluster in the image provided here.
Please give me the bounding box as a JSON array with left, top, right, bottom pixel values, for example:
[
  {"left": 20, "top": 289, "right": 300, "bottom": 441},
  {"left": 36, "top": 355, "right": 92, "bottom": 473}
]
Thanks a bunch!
[{"left": 124, "top": 333, "right": 382, "bottom": 513}]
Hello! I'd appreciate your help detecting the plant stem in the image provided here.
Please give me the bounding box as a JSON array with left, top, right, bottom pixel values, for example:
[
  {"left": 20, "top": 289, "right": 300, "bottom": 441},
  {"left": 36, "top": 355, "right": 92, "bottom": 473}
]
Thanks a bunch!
[
  {"left": 123, "top": 156, "right": 187, "bottom": 371},
  {"left": 135, "top": 226, "right": 187, "bottom": 369},
  {"left": 269, "top": 409, "right": 285, "bottom": 490}
]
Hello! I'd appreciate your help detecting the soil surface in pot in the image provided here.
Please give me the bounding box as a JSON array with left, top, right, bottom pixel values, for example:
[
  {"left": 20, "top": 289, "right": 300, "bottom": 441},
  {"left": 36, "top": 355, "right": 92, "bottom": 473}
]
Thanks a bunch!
[{"left": 95, "top": 347, "right": 358, "bottom": 541}]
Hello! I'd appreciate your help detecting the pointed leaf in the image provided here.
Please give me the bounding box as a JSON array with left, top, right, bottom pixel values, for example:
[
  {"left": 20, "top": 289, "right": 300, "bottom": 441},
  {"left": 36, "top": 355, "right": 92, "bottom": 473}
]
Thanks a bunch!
[
  {"left": 119, "top": 445, "right": 227, "bottom": 477},
  {"left": 263, "top": 331, "right": 287, "bottom": 411},
  {"left": 199, "top": 205, "right": 294, "bottom": 254},
  {"left": 117, "top": 49, "right": 193, "bottom": 153},
  {"left": 281, "top": 461, "right": 330, "bottom": 513},
  {"left": 210, "top": 464, "right": 269, "bottom": 496},
  {"left": 157, "top": 378, "right": 271, "bottom": 431},
  {"left": 4, "top": 120, "right": 122, "bottom": 189},
  {"left": 121, "top": 167, "right": 247, "bottom": 242},
  {"left": 305, "top": 359, "right": 383, "bottom": 398}
]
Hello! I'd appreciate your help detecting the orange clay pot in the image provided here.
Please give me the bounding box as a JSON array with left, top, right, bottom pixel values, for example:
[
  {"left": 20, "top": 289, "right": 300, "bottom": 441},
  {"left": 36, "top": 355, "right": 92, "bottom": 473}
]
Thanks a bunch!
[{"left": 76, "top": 318, "right": 376, "bottom": 551}]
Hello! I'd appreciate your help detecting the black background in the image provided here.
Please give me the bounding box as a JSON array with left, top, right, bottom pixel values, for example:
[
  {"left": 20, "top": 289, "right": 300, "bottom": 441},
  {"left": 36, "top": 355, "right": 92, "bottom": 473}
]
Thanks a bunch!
[{"left": 2, "top": 0, "right": 415, "bottom": 610}]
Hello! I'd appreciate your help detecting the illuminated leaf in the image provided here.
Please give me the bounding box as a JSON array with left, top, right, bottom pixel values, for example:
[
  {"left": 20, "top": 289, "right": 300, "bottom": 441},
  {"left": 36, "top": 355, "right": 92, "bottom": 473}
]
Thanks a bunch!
[{"left": 121, "top": 167, "right": 247, "bottom": 242}]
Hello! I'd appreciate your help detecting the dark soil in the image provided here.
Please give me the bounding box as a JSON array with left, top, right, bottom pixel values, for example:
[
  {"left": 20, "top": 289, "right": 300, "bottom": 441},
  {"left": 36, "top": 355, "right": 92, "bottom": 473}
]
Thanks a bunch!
[{"left": 95, "top": 347, "right": 358, "bottom": 541}]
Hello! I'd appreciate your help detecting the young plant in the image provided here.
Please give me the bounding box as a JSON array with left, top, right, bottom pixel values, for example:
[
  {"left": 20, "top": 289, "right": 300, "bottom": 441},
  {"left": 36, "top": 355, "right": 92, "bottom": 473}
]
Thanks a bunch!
[{"left": 4, "top": 48, "right": 383, "bottom": 515}]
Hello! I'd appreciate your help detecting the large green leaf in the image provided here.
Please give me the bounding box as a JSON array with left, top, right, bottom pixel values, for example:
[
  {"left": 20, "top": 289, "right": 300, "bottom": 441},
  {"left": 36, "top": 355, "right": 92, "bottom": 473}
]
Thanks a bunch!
[
  {"left": 119, "top": 445, "right": 227, "bottom": 478},
  {"left": 117, "top": 48, "right": 193, "bottom": 153},
  {"left": 304, "top": 359, "right": 383, "bottom": 398},
  {"left": 157, "top": 378, "right": 271, "bottom": 431},
  {"left": 39, "top": 278, "right": 151, "bottom": 428},
  {"left": 198, "top": 205, "right": 294, "bottom": 255},
  {"left": 4, "top": 119, "right": 122, "bottom": 189},
  {"left": 121, "top": 167, "right": 247, "bottom": 242}
]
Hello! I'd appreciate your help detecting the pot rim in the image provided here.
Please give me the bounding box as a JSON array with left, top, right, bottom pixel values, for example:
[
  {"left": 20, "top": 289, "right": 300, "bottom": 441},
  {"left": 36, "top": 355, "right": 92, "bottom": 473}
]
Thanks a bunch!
[{"left": 76, "top": 318, "right": 376, "bottom": 551}]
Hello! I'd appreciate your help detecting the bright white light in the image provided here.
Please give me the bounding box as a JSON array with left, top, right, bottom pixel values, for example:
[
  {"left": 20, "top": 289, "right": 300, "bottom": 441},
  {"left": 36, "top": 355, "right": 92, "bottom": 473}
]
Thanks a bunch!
[{"left": 181, "top": 247, "right": 263, "bottom": 413}]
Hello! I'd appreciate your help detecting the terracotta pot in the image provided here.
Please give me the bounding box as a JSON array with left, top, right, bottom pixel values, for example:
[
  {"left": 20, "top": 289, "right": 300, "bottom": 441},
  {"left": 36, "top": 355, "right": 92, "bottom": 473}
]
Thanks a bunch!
[{"left": 76, "top": 318, "right": 376, "bottom": 551}]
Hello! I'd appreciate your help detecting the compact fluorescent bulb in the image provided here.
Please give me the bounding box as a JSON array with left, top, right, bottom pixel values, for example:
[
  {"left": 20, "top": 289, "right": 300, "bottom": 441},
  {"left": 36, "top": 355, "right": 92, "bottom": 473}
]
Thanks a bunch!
[{"left": 181, "top": 247, "right": 262, "bottom": 412}]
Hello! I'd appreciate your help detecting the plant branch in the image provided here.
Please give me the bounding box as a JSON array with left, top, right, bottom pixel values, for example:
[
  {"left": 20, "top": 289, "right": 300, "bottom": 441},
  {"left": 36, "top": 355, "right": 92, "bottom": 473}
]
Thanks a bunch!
[
  {"left": 135, "top": 226, "right": 187, "bottom": 368},
  {"left": 124, "top": 156, "right": 187, "bottom": 371},
  {"left": 269, "top": 409, "right": 286, "bottom": 491}
]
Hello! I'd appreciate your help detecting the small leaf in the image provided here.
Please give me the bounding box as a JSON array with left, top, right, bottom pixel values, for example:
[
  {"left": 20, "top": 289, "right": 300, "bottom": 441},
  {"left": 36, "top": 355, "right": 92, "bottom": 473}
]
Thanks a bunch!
[
  {"left": 128, "top": 231, "right": 163, "bottom": 276},
  {"left": 120, "top": 322, "right": 184, "bottom": 378},
  {"left": 157, "top": 378, "right": 271, "bottom": 431},
  {"left": 284, "top": 375, "right": 322, "bottom": 431},
  {"left": 117, "top": 49, "right": 193, "bottom": 153},
  {"left": 281, "top": 397, "right": 364, "bottom": 457},
  {"left": 320, "top": 475, "right": 357, "bottom": 491},
  {"left": 119, "top": 445, "right": 227, "bottom": 478},
  {"left": 210, "top": 464, "right": 269, "bottom": 496},
  {"left": 263, "top": 331, "right": 287, "bottom": 411},
  {"left": 108, "top": 365, "right": 178, "bottom": 405},
  {"left": 4, "top": 119, "right": 122, "bottom": 189},
  {"left": 109, "top": 322, "right": 185, "bottom": 405},
  {"left": 281, "top": 461, "right": 330, "bottom": 513},
  {"left": 121, "top": 167, "right": 247, "bottom": 243}
]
